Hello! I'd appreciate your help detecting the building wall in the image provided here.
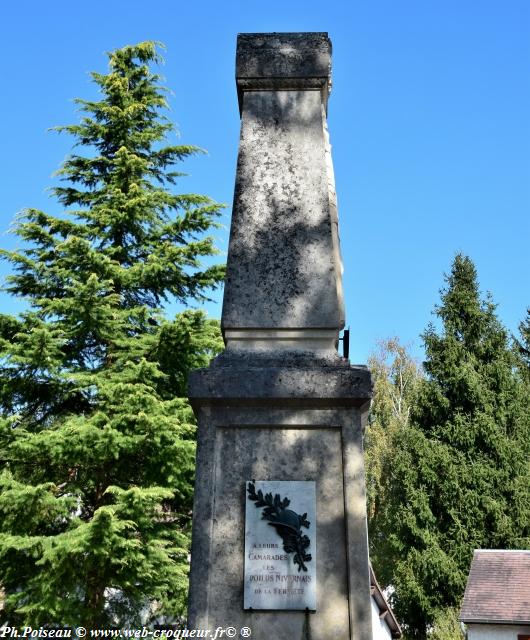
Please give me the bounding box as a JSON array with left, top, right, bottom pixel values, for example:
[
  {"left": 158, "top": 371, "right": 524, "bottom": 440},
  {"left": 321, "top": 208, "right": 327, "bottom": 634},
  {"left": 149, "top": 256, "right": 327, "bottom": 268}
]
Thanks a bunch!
[
  {"left": 371, "top": 597, "right": 393, "bottom": 640},
  {"left": 467, "top": 623, "right": 530, "bottom": 640}
]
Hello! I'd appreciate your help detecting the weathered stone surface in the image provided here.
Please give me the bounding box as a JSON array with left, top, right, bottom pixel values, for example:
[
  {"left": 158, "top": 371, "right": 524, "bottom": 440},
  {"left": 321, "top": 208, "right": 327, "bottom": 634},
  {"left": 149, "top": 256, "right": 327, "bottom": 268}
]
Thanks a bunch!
[
  {"left": 236, "top": 32, "right": 331, "bottom": 83},
  {"left": 223, "top": 33, "right": 342, "bottom": 354},
  {"left": 235, "top": 33, "right": 332, "bottom": 107},
  {"left": 188, "top": 409, "right": 371, "bottom": 640},
  {"left": 188, "top": 363, "right": 371, "bottom": 408},
  {"left": 187, "top": 33, "right": 373, "bottom": 640}
]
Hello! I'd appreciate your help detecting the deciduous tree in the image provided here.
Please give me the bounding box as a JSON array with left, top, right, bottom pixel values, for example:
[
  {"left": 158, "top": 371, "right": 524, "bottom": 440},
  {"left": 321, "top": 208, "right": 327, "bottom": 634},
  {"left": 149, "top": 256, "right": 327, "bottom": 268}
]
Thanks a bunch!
[{"left": 365, "top": 338, "right": 422, "bottom": 531}]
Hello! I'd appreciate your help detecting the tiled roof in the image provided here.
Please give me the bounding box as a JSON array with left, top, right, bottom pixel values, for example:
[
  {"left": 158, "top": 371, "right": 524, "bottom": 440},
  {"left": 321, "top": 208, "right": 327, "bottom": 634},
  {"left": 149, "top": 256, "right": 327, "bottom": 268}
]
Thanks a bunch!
[{"left": 460, "top": 549, "right": 530, "bottom": 624}]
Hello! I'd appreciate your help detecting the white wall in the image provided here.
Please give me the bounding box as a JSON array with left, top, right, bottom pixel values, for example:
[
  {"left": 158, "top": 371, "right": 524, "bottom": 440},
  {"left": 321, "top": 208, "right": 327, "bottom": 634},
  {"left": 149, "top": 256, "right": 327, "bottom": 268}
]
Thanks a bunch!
[
  {"left": 371, "top": 596, "right": 393, "bottom": 640},
  {"left": 467, "top": 623, "right": 530, "bottom": 640}
]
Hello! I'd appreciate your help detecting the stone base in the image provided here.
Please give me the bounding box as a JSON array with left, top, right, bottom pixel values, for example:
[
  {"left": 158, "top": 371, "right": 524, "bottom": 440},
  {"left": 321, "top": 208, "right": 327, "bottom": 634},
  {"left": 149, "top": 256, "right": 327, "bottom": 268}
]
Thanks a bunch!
[{"left": 187, "top": 355, "right": 373, "bottom": 640}]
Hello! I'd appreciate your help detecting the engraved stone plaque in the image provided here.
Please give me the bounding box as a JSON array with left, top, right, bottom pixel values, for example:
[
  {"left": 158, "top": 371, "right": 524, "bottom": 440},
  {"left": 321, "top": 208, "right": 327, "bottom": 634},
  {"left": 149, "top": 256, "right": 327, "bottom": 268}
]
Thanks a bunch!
[{"left": 244, "top": 480, "right": 316, "bottom": 610}]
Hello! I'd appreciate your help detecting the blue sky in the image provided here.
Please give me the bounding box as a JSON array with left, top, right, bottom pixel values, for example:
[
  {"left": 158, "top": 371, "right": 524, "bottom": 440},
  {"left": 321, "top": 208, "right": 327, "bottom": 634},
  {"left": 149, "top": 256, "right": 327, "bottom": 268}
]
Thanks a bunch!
[{"left": 1, "top": 0, "right": 529, "bottom": 364}]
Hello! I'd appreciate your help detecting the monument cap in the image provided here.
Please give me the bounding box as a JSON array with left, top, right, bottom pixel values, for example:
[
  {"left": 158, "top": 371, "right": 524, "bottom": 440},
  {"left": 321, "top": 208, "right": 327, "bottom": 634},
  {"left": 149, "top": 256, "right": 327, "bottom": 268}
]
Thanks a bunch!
[{"left": 236, "top": 32, "right": 332, "bottom": 112}]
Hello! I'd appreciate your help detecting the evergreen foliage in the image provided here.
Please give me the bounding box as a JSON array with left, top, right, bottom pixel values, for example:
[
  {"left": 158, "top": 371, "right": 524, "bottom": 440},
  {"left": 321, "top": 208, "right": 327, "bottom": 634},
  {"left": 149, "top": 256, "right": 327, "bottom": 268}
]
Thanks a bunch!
[
  {"left": 371, "top": 255, "right": 530, "bottom": 638},
  {"left": 0, "top": 42, "right": 224, "bottom": 625},
  {"left": 517, "top": 308, "right": 530, "bottom": 377}
]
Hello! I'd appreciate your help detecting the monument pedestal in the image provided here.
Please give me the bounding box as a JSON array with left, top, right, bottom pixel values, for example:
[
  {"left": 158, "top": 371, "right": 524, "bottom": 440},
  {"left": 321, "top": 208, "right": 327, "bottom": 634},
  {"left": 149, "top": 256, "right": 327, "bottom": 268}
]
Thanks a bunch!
[
  {"left": 187, "top": 33, "right": 374, "bottom": 640},
  {"left": 188, "top": 355, "right": 373, "bottom": 639}
]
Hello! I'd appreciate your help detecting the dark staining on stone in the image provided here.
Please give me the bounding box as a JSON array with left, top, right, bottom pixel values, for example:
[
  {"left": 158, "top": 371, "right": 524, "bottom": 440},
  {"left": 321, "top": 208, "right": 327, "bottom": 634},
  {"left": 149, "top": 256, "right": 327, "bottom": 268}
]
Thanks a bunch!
[{"left": 223, "top": 33, "right": 341, "bottom": 330}]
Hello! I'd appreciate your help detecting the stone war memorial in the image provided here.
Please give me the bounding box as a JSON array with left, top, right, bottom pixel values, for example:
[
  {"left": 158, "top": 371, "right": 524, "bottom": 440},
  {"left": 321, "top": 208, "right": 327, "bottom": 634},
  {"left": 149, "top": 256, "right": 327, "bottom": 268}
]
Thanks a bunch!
[{"left": 188, "top": 33, "right": 373, "bottom": 640}]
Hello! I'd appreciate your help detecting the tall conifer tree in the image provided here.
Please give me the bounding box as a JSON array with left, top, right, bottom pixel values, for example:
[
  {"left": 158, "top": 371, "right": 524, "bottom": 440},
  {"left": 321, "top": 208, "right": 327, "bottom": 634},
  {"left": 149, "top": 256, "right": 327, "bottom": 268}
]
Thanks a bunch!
[
  {"left": 0, "top": 42, "right": 224, "bottom": 626},
  {"left": 376, "top": 255, "right": 530, "bottom": 638}
]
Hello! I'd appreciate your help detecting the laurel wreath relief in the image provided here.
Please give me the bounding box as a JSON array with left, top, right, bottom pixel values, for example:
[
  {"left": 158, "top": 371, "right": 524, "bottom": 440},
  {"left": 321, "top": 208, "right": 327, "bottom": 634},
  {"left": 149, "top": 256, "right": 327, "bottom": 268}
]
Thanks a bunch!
[{"left": 247, "top": 482, "right": 312, "bottom": 572}]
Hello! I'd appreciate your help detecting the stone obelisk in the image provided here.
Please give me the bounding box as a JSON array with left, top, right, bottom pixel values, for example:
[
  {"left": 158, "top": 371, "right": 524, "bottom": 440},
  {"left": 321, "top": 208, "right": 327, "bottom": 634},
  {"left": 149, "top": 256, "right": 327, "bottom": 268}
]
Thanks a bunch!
[{"left": 188, "top": 33, "right": 373, "bottom": 640}]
